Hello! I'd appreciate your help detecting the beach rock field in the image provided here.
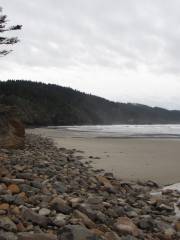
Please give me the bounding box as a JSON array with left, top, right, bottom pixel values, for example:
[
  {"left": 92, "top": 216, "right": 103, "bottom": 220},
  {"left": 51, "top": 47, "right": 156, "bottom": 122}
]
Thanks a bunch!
[{"left": 0, "top": 134, "right": 179, "bottom": 239}]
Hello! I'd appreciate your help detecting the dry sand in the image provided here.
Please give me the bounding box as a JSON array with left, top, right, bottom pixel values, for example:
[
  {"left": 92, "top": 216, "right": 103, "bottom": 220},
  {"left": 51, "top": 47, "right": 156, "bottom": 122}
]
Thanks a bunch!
[{"left": 28, "top": 128, "right": 180, "bottom": 185}]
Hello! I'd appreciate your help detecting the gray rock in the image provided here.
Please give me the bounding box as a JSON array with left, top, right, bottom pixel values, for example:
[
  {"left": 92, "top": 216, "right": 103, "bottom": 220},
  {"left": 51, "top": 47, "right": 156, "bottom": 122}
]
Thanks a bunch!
[
  {"left": 16, "top": 173, "right": 33, "bottom": 180},
  {"left": 21, "top": 207, "right": 49, "bottom": 227},
  {"left": 157, "top": 203, "right": 174, "bottom": 212},
  {"left": 13, "top": 195, "right": 25, "bottom": 205},
  {"left": 126, "top": 210, "right": 138, "bottom": 218},
  {"left": 138, "top": 217, "right": 156, "bottom": 230},
  {"left": 58, "top": 224, "right": 102, "bottom": 240},
  {"left": 121, "top": 236, "right": 139, "bottom": 240},
  {"left": 31, "top": 180, "right": 42, "bottom": 189},
  {"left": 104, "top": 231, "right": 121, "bottom": 240},
  {"left": 86, "top": 196, "right": 103, "bottom": 205},
  {"left": 50, "top": 197, "right": 71, "bottom": 214},
  {"left": 78, "top": 203, "right": 97, "bottom": 221},
  {"left": 53, "top": 181, "right": 67, "bottom": 193},
  {"left": 95, "top": 211, "right": 107, "bottom": 224},
  {"left": 114, "top": 217, "right": 140, "bottom": 237},
  {"left": 20, "top": 184, "right": 39, "bottom": 195},
  {"left": 39, "top": 208, "right": 51, "bottom": 216},
  {"left": 53, "top": 213, "right": 67, "bottom": 227},
  {"left": 0, "top": 231, "right": 17, "bottom": 240},
  {"left": 0, "top": 194, "right": 15, "bottom": 204},
  {"left": 113, "top": 206, "right": 126, "bottom": 217},
  {"left": 17, "top": 233, "right": 57, "bottom": 240},
  {"left": 0, "top": 216, "right": 17, "bottom": 232},
  {"left": 73, "top": 209, "right": 96, "bottom": 228}
]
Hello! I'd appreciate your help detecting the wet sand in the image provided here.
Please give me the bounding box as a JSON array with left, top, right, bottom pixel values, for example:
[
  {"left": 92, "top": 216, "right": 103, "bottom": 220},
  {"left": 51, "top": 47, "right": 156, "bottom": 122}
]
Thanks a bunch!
[{"left": 28, "top": 128, "right": 180, "bottom": 185}]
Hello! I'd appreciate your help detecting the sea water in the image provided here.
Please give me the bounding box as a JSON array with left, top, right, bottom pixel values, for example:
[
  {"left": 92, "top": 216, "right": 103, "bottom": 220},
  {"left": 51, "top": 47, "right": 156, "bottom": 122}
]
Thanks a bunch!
[{"left": 55, "top": 124, "right": 180, "bottom": 138}]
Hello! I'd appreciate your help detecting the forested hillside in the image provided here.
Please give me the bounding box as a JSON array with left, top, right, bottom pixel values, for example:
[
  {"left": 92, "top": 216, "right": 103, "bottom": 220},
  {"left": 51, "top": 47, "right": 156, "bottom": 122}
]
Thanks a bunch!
[{"left": 0, "top": 80, "right": 180, "bottom": 126}]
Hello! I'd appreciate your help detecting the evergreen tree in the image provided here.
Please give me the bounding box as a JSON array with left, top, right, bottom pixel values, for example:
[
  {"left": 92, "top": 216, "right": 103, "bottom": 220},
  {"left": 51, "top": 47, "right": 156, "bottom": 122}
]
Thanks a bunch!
[{"left": 0, "top": 7, "right": 22, "bottom": 56}]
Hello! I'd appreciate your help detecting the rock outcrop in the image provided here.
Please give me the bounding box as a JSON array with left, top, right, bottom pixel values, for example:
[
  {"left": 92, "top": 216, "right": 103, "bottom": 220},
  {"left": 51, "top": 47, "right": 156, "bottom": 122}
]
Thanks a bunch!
[{"left": 0, "top": 105, "right": 25, "bottom": 149}]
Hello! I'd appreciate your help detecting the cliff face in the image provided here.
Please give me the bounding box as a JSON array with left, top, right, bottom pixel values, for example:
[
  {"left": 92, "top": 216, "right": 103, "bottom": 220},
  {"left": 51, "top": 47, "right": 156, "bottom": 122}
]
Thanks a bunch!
[{"left": 0, "top": 105, "right": 25, "bottom": 149}]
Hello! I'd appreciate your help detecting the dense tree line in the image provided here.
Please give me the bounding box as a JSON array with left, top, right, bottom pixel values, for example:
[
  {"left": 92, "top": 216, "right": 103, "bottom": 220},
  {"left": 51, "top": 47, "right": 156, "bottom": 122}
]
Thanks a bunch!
[{"left": 0, "top": 80, "right": 180, "bottom": 126}]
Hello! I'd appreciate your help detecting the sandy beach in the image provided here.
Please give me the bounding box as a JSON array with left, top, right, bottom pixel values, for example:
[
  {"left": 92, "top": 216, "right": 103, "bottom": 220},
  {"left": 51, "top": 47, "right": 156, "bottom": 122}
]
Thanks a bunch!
[{"left": 28, "top": 127, "right": 180, "bottom": 185}]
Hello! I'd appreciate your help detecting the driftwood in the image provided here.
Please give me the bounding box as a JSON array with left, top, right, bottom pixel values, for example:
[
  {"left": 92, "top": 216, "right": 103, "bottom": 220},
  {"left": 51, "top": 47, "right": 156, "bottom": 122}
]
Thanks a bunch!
[{"left": 0, "top": 178, "right": 25, "bottom": 184}]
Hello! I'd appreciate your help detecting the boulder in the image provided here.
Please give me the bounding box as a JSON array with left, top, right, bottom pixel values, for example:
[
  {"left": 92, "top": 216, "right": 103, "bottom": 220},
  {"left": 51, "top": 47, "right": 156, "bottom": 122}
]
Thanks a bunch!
[{"left": 0, "top": 105, "right": 25, "bottom": 149}]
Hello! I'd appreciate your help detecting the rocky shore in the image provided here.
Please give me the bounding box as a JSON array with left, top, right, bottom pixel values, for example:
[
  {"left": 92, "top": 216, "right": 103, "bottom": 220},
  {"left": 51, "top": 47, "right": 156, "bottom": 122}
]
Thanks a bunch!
[{"left": 0, "top": 134, "right": 180, "bottom": 240}]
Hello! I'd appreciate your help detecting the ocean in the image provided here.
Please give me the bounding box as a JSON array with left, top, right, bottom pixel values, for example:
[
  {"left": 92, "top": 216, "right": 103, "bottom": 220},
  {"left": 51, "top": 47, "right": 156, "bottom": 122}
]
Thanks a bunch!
[{"left": 52, "top": 124, "right": 180, "bottom": 138}]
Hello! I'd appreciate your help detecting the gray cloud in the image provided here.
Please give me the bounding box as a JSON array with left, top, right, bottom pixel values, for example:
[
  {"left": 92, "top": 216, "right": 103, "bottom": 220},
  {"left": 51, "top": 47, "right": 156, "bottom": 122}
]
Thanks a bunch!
[
  {"left": 1, "top": 0, "right": 180, "bottom": 109},
  {"left": 1, "top": 0, "right": 180, "bottom": 71}
]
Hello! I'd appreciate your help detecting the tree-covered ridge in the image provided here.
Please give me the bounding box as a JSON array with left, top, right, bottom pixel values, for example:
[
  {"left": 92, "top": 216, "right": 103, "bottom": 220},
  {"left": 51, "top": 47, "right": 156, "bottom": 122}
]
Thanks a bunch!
[{"left": 0, "top": 80, "right": 180, "bottom": 126}]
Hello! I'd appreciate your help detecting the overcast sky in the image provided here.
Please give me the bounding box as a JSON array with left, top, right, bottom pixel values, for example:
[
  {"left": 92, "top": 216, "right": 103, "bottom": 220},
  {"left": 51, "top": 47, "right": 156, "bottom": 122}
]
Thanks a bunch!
[{"left": 1, "top": 0, "right": 180, "bottom": 109}]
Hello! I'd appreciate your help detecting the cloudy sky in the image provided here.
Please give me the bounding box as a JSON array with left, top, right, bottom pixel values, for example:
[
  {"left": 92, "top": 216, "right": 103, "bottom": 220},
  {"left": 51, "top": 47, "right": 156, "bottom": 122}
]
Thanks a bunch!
[{"left": 1, "top": 0, "right": 180, "bottom": 109}]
